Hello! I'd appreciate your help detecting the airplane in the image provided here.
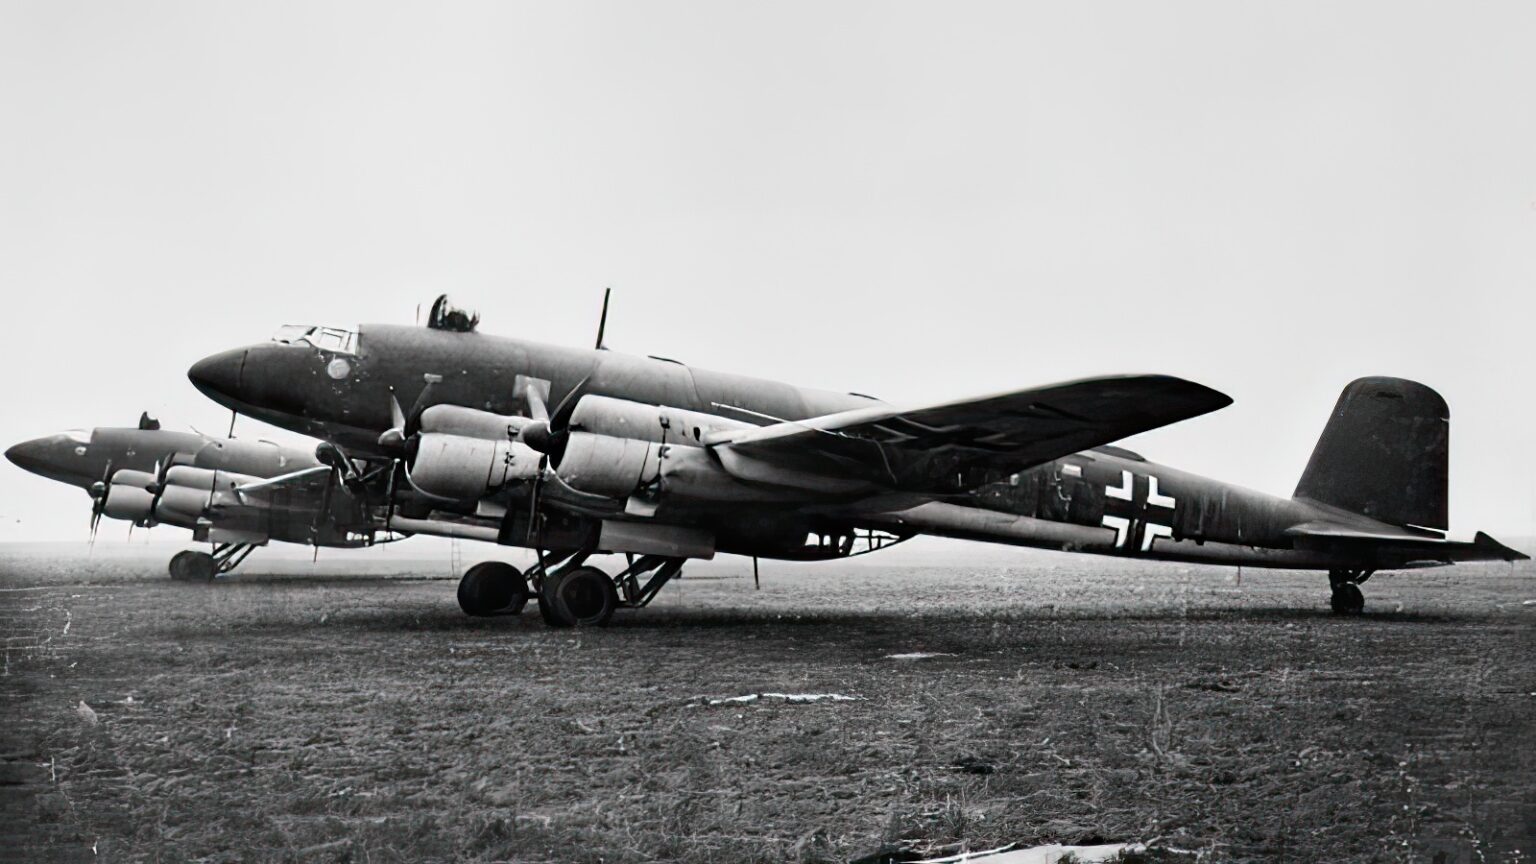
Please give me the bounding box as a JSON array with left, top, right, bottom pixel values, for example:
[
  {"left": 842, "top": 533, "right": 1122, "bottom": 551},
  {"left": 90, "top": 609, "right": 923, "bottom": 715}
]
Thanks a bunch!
[
  {"left": 185, "top": 296, "right": 1525, "bottom": 624},
  {"left": 3, "top": 412, "right": 538, "bottom": 582}
]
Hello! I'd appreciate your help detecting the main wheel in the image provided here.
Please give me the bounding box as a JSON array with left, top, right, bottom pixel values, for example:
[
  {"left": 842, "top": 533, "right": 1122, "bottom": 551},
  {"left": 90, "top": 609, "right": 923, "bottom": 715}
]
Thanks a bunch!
[
  {"left": 1330, "top": 582, "right": 1365, "bottom": 615},
  {"left": 456, "top": 562, "right": 529, "bottom": 617},
  {"left": 544, "top": 566, "right": 618, "bottom": 627},
  {"left": 168, "top": 550, "right": 196, "bottom": 580},
  {"left": 180, "top": 551, "right": 217, "bottom": 582}
]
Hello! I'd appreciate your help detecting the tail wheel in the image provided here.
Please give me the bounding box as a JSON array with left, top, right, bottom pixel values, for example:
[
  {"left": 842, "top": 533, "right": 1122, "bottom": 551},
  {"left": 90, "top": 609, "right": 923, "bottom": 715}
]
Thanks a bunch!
[
  {"left": 544, "top": 566, "right": 618, "bottom": 627},
  {"left": 456, "top": 562, "right": 529, "bottom": 617},
  {"left": 1330, "top": 582, "right": 1365, "bottom": 615}
]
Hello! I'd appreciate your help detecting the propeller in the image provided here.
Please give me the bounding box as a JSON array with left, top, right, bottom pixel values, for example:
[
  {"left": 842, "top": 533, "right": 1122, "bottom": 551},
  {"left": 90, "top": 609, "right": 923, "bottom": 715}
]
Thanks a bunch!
[
  {"left": 517, "top": 375, "right": 596, "bottom": 546},
  {"left": 378, "top": 374, "right": 444, "bottom": 452},
  {"left": 311, "top": 464, "right": 336, "bottom": 560},
  {"left": 87, "top": 459, "right": 114, "bottom": 545},
  {"left": 518, "top": 373, "right": 590, "bottom": 461}
]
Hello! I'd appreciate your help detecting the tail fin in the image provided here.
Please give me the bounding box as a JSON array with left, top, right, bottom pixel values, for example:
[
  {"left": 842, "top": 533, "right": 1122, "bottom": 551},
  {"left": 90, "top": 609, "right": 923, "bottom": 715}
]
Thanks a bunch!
[{"left": 1293, "top": 377, "right": 1449, "bottom": 530}]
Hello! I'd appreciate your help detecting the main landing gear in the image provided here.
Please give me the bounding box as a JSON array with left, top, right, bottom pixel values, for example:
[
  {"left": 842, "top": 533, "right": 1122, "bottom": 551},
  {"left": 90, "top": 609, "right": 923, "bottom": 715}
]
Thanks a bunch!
[
  {"left": 1328, "top": 568, "right": 1373, "bottom": 615},
  {"left": 455, "top": 552, "right": 686, "bottom": 628},
  {"left": 168, "top": 544, "right": 257, "bottom": 581}
]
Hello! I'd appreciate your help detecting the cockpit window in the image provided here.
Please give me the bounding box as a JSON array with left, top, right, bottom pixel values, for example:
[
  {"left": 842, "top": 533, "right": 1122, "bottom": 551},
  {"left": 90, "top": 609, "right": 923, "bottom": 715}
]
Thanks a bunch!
[
  {"left": 64, "top": 429, "right": 91, "bottom": 444},
  {"left": 271, "top": 325, "right": 359, "bottom": 355}
]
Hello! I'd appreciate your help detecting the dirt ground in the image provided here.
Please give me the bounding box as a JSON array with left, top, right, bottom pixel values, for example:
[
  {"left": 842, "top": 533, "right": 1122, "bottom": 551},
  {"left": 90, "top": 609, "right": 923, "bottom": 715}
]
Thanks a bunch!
[{"left": 2, "top": 543, "right": 1532, "bottom": 863}]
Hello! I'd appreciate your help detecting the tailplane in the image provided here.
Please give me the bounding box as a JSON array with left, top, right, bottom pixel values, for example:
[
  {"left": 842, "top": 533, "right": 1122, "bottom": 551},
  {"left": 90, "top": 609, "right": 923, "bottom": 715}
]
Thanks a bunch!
[{"left": 1293, "top": 377, "right": 1449, "bottom": 530}]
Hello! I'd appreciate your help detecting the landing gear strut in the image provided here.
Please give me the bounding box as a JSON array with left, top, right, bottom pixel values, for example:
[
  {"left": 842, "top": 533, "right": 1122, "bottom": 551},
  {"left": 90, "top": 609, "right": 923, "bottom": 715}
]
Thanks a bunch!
[
  {"left": 1328, "top": 569, "right": 1373, "bottom": 615},
  {"left": 168, "top": 544, "right": 255, "bottom": 581}
]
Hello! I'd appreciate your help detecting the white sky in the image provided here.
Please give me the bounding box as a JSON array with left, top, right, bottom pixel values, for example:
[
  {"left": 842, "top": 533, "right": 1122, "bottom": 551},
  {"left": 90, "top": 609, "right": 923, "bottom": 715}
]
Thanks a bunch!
[{"left": 2, "top": 1, "right": 1533, "bottom": 544}]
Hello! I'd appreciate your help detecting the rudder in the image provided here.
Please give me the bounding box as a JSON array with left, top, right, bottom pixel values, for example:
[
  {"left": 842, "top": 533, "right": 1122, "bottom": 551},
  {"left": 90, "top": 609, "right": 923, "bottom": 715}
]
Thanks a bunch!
[{"left": 1293, "top": 377, "right": 1449, "bottom": 530}]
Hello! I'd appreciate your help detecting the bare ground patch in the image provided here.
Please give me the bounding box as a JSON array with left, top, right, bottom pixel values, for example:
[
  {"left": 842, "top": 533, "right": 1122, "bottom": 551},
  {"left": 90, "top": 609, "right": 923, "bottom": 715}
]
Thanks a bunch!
[{"left": 2, "top": 549, "right": 1532, "bottom": 862}]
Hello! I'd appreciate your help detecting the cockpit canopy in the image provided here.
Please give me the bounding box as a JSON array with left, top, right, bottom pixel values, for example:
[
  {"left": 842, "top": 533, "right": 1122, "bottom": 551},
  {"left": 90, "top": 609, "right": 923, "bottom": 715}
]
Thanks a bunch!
[
  {"left": 427, "top": 294, "right": 479, "bottom": 333},
  {"left": 271, "top": 324, "right": 360, "bottom": 355}
]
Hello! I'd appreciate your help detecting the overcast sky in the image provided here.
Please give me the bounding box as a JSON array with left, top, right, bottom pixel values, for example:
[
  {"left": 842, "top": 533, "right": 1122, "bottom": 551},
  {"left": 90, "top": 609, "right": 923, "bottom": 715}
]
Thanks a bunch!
[{"left": 2, "top": 1, "right": 1532, "bottom": 546}]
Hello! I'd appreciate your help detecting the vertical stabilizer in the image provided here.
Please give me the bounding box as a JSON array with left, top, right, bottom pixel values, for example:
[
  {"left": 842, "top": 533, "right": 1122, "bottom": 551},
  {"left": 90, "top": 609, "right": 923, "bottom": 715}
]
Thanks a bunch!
[{"left": 1293, "top": 377, "right": 1449, "bottom": 530}]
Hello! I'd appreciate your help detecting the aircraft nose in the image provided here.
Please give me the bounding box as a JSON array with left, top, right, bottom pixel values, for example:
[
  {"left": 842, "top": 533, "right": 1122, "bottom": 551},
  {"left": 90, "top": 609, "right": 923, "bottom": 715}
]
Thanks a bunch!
[
  {"left": 5, "top": 434, "right": 81, "bottom": 482},
  {"left": 4, "top": 438, "right": 48, "bottom": 473},
  {"left": 188, "top": 348, "right": 247, "bottom": 403}
]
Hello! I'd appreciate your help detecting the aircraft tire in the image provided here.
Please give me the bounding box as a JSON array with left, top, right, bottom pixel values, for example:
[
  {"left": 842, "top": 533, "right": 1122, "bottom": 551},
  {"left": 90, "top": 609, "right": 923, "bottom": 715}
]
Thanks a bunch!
[
  {"left": 168, "top": 550, "right": 195, "bottom": 580},
  {"left": 182, "top": 551, "right": 217, "bottom": 583},
  {"left": 1330, "top": 582, "right": 1365, "bottom": 616},
  {"left": 457, "top": 562, "right": 528, "bottom": 617},
  {"left": 545, "top": 566, "right": 617, "bottom": 627}
]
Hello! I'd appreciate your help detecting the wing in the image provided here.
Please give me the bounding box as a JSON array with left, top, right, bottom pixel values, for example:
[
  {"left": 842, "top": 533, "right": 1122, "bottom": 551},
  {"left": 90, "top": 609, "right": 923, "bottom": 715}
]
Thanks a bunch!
[{"left": 708, "top": 374, "right": 1231, "bottom": 495}]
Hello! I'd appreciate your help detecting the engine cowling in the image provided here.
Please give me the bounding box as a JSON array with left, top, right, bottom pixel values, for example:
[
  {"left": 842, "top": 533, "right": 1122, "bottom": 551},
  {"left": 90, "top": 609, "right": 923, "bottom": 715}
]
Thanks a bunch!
[
  {"left": 569, "top": 395, "right": 753, "bottom": 445},
  {"left": 554, "top": 432, "right": 657, "bottom": 499},
  {"left": 409, "top": 433, "right": 542, "bottom": 500},
  {"left": 154, "top": 485, "right": 209, "bottom": 528},
  {"left": 102, "top": 469, "right": 157, "bottom": 523},
  {"left": 549, "top": 397, "right": 822, "bottom": 505},
  {"left": 419, "top": 405, "right": 531, "bottom": 440},
  {"left": 553, "top": 431, "right": 810, "bottom": 505},
  {"left": 152, "top": 467, "right": 256, "bottom": 528}
]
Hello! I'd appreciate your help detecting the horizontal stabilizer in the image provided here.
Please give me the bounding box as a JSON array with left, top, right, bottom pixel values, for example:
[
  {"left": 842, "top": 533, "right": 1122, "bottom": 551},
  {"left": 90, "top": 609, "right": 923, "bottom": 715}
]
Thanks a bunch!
[
  {"left": 1286, "top": 522, "right": 1528, "bottom": 563},
  {"left": 710, "top": 375, "right": 1231, "bottom": 495}
]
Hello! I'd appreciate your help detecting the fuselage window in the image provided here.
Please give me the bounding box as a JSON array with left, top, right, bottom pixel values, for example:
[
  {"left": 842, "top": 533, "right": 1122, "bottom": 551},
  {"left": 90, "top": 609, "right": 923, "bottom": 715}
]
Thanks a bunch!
[{"left": 271, "top": 325, "right": 359, "bottom": 355}]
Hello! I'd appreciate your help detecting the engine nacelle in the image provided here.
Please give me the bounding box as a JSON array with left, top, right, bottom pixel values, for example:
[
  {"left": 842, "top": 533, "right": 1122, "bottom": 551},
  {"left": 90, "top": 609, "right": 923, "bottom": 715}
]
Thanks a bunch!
[
  {"left": 550, "top": 397, "right": 829, "bottom": 505},
  {"left": 555, "top": 432, "right": 658, "bottom": 499},
  {"left": 153, "top": 467, "right": 257, "bottom": 528},
  {"left": 102, "top": 469, "right": 157, "bottom": 523},
  {"left": 409, "top": 433, "right": 542, "bottom": 500},
  {"left": 554, "top": 432, "right": 809, "bottom": 505},
  {"left": 163, "top": 465, "right": 219, "bottom": 491},
  {"left": 154, "top": 486, "right": 209, "bottom": 528},
  {"left": 569, "top": 395, "right": 754, "bottom": 445},
  {"left": 419, "top": 405, "right": 531, "bottom": 440}
]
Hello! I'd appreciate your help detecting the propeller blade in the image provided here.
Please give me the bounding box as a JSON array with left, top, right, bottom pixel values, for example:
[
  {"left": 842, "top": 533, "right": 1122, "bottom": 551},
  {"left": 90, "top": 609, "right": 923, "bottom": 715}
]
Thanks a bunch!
[
  {"left": 404, "top": 374, "right": 443, "bottom": 438},
  {"left": 549, "top": 374, "right": 591, "bottom": 432},
  {"left": 525, "top": 383, "right": 550, "bottom": 423},
  {"left": 384, "top": 460, "right": 399, "bottom": 530},
  {"left": 310, "top": 465, "right": 338, "bottom": 549},
  {"left": 524, "top": 456, "right": 547, "bottom": 545},
  {"left": 388, "top": 388, "right": 406, "bottom": 431}
]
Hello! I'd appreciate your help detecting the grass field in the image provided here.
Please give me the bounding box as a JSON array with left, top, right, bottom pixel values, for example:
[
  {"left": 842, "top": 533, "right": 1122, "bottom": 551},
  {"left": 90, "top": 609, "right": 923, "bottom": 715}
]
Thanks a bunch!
[{"left": 2, "top": 543, "right": 1532, "bottom": 863}]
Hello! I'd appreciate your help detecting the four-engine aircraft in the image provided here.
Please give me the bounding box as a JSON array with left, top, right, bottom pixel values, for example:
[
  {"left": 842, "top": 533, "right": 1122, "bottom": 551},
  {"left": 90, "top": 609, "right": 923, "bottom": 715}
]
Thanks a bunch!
[
  {"left": 178, "top": 297, "right": 1524, "bottom": 624},
  {"left": 5, "top": 412, "right": 540, "bottom": 581},
  {"left": 4, "top": 413, "right": 391, "bottom": 578}
]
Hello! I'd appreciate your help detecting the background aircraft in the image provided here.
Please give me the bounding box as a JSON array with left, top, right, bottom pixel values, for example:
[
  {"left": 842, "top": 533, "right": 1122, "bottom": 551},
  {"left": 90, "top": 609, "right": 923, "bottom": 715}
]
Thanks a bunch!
[
  {"left": 5, "top": 414, "right": 389, "bottom": 579},
  {"left": 6, "top": 412, "right": 543, "bottom": 583},
  {"left": 186, "top": 298, "right": 1524, "bottom": 624}
]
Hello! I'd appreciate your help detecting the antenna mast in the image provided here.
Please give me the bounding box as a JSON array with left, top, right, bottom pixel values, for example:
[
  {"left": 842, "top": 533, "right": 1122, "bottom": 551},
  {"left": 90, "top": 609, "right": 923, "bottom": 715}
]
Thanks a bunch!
[{"left": 595, "top": 287, "right": 611, "bottom": 350}]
